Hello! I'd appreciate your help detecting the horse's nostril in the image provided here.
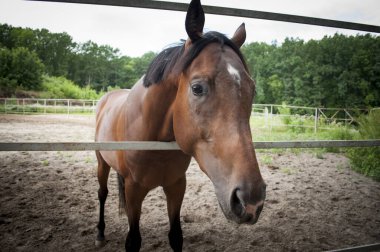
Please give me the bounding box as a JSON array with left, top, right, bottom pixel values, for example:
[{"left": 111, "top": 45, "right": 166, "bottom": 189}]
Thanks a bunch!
[
  {"left": 230, "top": 187, "right": 265, "bottom": 224},
  {"left": 231, "top": 188, "right": 244, "bottom": 217}
]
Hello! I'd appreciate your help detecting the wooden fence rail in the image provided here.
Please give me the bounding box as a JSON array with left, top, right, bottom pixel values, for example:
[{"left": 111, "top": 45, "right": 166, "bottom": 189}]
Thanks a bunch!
[{"left": 1, "top": 140, "right": 379, "bottom": 152}]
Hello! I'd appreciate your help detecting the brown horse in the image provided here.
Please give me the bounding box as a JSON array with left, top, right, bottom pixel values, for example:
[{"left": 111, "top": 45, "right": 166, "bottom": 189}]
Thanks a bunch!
[{"left": 95, "top": 0, "right": 266, "bottom": 251}]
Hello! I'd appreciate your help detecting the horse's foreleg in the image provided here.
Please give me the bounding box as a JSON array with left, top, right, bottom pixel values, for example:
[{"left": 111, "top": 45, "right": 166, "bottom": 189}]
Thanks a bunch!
[
  {"left": 163, "top": 176, "right": 186, "bottom": 252},
  {"left": 124, "top": 179, "right": 149, "bottom": 252},
  {"left": 95, "top": 151, "right": 111, "bottom": 247}
]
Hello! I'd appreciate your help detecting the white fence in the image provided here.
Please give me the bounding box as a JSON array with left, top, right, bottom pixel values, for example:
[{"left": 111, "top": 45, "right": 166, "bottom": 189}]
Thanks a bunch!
[
  {"left": 1, "top": 98, "right": 377, "bottom": 134},
  {"left": 251, "top": 104, "right": 374, "bottom": 134},
  {"left": 0, "top": 98, "right": 98, "bottom": 115}
]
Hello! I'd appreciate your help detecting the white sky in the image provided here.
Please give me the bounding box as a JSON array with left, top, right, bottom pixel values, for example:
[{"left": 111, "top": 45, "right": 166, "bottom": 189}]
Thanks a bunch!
[{"left": 0, "top": 0, "right": 379, "bottom": 57}]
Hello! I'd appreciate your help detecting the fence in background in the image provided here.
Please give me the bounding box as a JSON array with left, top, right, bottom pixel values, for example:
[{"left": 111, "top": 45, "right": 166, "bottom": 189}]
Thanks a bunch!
[
  {"left": 0, "top": 98, "right": 98, "bottom": 115},
  {"left": 2, "top": 98, "right": 377, "bottom": 134},
  {"left": 251, "top": 104, "right": 373, "bottom": 134}
]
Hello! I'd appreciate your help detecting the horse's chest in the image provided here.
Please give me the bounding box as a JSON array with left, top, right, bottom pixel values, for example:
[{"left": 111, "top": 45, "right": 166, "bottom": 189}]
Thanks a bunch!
[{"left": 125, "top": 150, "right": 191, "bottom": 188}]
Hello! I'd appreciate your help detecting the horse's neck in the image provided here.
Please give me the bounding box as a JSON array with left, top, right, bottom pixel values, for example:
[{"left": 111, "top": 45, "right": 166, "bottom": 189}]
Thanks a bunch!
[{"left": 141, "top": 81, "right": 178, "bottom": 141}]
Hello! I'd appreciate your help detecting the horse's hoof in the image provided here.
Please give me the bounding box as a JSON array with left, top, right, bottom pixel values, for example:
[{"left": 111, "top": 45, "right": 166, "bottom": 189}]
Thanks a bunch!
[{"left": 95, "top": 238, "right": 107, "bottom": 247}]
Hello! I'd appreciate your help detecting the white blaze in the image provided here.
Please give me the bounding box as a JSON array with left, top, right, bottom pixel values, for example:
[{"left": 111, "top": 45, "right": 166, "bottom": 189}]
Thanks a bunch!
[{"left": 227, "top": 63, "right": 241, "bottom": 85}]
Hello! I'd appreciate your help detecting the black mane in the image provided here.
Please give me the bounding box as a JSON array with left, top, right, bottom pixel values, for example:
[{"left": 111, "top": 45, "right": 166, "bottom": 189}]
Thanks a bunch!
[{"left": 143, "top": 31, "right": 247, "bottom": 87}]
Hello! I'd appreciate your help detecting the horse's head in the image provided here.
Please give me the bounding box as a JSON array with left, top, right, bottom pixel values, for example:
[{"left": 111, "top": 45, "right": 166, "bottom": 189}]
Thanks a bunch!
[{"left": 173, "top": 0, "right": 266, "bottom": 224}]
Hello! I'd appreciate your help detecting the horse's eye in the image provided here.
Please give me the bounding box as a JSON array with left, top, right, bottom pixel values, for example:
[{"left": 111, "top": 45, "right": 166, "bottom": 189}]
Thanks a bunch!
[{"left": 191, "top": 83, "right": 207, "bottom": 96}]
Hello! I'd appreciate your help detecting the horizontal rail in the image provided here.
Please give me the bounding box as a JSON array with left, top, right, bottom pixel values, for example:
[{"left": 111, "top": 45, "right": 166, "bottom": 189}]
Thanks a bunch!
[
  {"left": 28, "top": 0, "right": 380, "bottom": 33},
  {"left": 326, "top": 243, "right": 380, "bottom": 252},
  {"left": 0, "top": 141, "right": 180, "bottom": 151},
  {"left": 0, "top": 140, "right": 379, "bottom": 151}
]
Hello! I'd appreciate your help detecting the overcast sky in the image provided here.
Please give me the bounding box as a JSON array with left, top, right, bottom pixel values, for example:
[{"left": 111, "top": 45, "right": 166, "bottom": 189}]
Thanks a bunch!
[{"left": 0, "top": 0, "right": 379, "bottom": 57}]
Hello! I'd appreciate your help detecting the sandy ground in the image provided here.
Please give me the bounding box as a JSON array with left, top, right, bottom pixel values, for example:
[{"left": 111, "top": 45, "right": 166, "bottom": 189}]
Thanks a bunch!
[{"left": 0, "top": 114, "right": 379, "bottom": 252}]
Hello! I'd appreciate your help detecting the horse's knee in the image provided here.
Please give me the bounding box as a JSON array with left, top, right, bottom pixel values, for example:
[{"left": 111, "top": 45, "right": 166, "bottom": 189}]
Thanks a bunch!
[{"left": 98, "top": 188, "right": 108, "bottom": 202}]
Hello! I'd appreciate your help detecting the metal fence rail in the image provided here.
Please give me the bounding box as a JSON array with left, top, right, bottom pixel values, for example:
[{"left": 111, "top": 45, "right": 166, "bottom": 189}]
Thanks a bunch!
[
  {"left": 30, "top": 0, "right": 380, "bottom": 33},
  {"left": 326, "top": 243, "right": 380, "bottom": 252},
  {"left": 1, "top": 140, "right": 379, "bottom": 151}
]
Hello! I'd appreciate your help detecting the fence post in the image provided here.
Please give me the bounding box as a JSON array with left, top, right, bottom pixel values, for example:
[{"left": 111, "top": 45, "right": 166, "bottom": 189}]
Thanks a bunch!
[
  {"left": 67, "top": 99, "right": 70, "bottom": 116},
  {"left": 44, "top": 99, "right": 47, "bottom": 114},
  {"left": 270, "top": 105, "right": 273, "bottom": 136},
  {"left": 4, "top": 99, "right": 7, "bottom": 113},
  {"left": 314, "top": 108, "right": 318, "bottom": 134}
]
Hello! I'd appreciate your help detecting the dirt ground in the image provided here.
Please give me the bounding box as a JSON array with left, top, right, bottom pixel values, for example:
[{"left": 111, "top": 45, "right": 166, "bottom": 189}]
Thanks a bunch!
[{"left": 0, "top": 114, "right": 379, "bottom": 252}]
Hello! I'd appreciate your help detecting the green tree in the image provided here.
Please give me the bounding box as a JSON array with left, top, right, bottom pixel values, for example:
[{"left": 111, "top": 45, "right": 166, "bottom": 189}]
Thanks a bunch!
[
  {"left": 0, "top": 46, "right": 44, "bottom": 93},
  {"left": 10, "top": 47, "right": 44, "bottom": 90},
  {"left": 242, "top": 34, "right": 380, "bottom": 108},
  {"left": 0, "top": 47, "right": 17, "bottom": 96}
]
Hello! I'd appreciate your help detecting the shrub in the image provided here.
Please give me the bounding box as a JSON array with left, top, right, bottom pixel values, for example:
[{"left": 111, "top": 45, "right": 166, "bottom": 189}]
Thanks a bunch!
[
  {"left": 0, "top": 46, "right": 44, "bottom": 92},
  {"left": 278, "top": 104, "right": 291, "bottom": 125},
  {"left": 40, "top": 75, "right": 100, "bottom": 99},
  {"left": 347, "top": 110, "right": 380, "bottom": 181},
  {"left": 0, "top": 77, "right": 17, "bottom": 97}
]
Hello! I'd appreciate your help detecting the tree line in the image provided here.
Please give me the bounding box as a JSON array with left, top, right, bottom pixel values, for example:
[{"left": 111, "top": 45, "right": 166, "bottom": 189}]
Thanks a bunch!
[
  {"left": 0, "top": 23, "right": 379, "bottom": 108},
  {"left": 242, "top": 35, "right": 380, "bottom": 108},
  {"left": 0, "top": 23, "right": 154, "bottom": 97}
]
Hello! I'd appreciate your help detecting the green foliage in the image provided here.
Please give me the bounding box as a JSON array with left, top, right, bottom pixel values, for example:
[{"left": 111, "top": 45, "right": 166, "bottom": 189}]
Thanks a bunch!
[
  {"left": 1, "top": 23, "right": 156, "bottom": 96},
  {"left": 323, "top": 125, "right": 355, "bottom": 140},
  {"left": 242, "top": 34, "right": 380, "bottom": 108},
  {"left": 0, "top": 46, "right": 44, "bottom": 94},
  {"left": 0, "top": 77, "right": 18, "bottom": 97},
  {"left": 10, "top": 47, "right": 45, "bottom": 90},
  {"left": 277, "top": 103, "right": 291, "bottom": 125},
  {"left": 40, "top": 75, "right": 100, "bottom": 99},
  {"left": 347, "top": 110, "right": 380, "bottom": 181},
  {"left": 348, "top": 147, "right": 380, "bottom": 181}
]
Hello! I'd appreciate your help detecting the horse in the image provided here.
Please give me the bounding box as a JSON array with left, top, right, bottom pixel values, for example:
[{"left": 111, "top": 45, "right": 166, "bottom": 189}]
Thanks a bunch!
[{"left": 94, "top": 0, "right": 266, "bottom": 251}]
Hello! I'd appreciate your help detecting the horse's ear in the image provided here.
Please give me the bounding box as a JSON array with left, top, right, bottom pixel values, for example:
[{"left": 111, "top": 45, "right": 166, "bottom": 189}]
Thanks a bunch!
[
  {"left": 231, "top": 23, "right": 246, "bottom": 48},
  {"left": 185, "top": 0, "right": 205, "bottom": 42}
]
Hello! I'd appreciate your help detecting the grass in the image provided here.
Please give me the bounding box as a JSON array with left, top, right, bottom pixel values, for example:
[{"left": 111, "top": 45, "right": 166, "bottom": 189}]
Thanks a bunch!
[
  {"left": 315, "top": 150, "right": 325, "bottom": 159},
  {"left": 250, "top": 114, "right": 358, "bottom": 142},
  {"left": 84, "top": 156, "right": 93, "bottom": 163},
  {"left": 251, "top": 110, "right": 379, "bottom": 181},
  {"left": 41, "top": 160, "right": 49, "bottom": 166},
  {"left": 260, "top": 154, "right": 273, "bottom": 165},
  {"left": 280, "top": 167, "right": 297, "bottom": 175},
  {"left": 346, "top": 110, "right": 380, "bottom": 181}
]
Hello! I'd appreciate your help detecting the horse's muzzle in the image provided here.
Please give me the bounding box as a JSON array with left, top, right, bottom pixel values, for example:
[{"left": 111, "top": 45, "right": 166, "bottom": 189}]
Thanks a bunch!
[{"left": 229, "top": 184, "right": 266, "bottom": 224}]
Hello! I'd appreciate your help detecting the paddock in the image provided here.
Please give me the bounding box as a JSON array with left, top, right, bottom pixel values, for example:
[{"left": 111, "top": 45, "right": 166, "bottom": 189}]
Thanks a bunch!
[
  {"left": 0, "top": 114, "right": 379, "bottom": 251},
  {"left": 2, "top": 1, "right": 380, "bottom": 251}
]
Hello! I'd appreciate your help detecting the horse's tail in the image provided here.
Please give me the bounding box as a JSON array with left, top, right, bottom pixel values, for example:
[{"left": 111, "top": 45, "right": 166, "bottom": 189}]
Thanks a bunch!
[{"left": 117, "top": 173, "right": 126, "bottom": 215}]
